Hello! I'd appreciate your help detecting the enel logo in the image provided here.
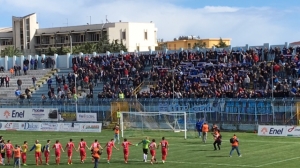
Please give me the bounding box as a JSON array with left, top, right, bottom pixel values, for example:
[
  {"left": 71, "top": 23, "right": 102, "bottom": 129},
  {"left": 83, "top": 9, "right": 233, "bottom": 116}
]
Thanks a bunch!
[{"left": 11, "top": 110, "right": 25, "bottom": 118}]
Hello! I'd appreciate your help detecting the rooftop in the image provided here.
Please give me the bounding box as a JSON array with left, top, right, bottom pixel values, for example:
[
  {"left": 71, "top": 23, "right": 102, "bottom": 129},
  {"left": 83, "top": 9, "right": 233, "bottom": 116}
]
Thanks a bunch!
[{"left": 0, "top": 27, "right": 13, "bottom": 33}]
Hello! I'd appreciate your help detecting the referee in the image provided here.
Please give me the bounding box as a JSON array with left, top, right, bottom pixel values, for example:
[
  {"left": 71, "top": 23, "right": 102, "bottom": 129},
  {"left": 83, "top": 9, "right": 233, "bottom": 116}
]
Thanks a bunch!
[{"left": 136, "top": 137, "right": 151, "bottom": 162}]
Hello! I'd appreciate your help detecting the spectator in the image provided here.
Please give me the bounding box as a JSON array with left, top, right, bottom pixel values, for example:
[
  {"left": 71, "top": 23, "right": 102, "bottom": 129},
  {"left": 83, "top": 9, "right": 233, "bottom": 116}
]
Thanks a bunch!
[
  {"left": 9, "top": 67, "right": 14, "bottom": 77},
  {"left": 25, "top": 87, "right": 31, "bottom": 99},
  {"left": 62, "top": 74, "right": 66, "bottom": 85},
  {"left": 13, "top": 65, "right": 17, "bottom": 76},
  {"left": 15, "top": 89, "right": 21, "bottom": 98},
  {"left": 47, "top": 77, "right": 52, "bottom": 89},
  {"left": 23, "top": 65, "right": 28, "bottom": 75},
  {"left": 47, "top": 90, "right": 52, "bottom": 99},
  {"left": 5, "top": 75, "right": 9, "bottom": 87},
  {"left": 30, "top": 58, "right": 34, "bottom": 70},
  {"left": 32, "top": 76, "right": 37, "bottom": 87},
  {"left": 17, "top": 79, "right": 22, "bottom": 90},
  {"left": 41, "top": 94, "right": 47, "bottom": 104},
  {"left": 57, "top": 76, "right": 62, "bottom": 88},
  {"left": 17, "top": 65, "right": 21, "bottom": 76},
  {"left": 55, "top": 75, "right": 59, "bottom": 87},
  {"left": 41, "top": 58, "right": 45, "bottom": 69},
  {"left": 0, "top": 76, "right": 4, "bottom": 87},
  {"left": 89, "top": 83, "right": 94, "bottom": 95},
  {"left": 34, "top": 59, "right": 38, "bottom": 70}
]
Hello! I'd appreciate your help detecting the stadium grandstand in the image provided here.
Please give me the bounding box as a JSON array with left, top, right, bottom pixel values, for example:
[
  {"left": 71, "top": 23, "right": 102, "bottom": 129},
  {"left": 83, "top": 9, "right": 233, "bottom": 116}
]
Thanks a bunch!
[{"left": 0, "top": 42, "right": 300, "bottom": 126}]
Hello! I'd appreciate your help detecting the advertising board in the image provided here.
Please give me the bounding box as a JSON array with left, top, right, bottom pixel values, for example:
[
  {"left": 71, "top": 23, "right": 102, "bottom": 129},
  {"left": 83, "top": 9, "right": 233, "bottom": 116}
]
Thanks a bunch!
[
  {"left": 257, "top": 125, "right": 287, "bottom": 137},
  {"left": 0, "top": 122, "right": 102, "bottom": 133},
  {"left": 40, "top": 123, "right": 58, "bottom": 131},
  {"left": 1, "top": 108, "right": 58, "bottom": 121},
  {"left": 1, "top": 122, "right": 20, "bottom": 130},
  {"left": 58, "top": 123, "right": 81, "bottom": 132},
  {"left": 59, "top": 112, "right": 76, "bottom": 121},
  {"left": 20, "top": 122, "right": 41, "bottom": 131},
  {"left": 76, "top": 113, "right": 97, "bottom": 122},
  {"left": 286, "top": 126, "right": 300, "bottom": 137},
  {"left": 80, "top": 123, "right": 102, "bottom": 132}
]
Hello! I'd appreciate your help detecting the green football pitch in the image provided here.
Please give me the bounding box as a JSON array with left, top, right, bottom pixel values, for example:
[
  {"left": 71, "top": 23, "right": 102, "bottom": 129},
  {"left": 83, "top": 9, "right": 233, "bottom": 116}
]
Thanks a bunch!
[{"left": 0, "top": 129, "right": 297, "bottom": 168}]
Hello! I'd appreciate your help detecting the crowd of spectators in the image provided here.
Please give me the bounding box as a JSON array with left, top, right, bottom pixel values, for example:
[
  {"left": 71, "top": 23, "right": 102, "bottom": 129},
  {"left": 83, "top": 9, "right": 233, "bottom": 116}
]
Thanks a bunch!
[
  {"left": 52, "top": 46, "right": 300, "bottom": 100},
  {"left": 10, "top": 57, "right": 56, "bottom": 100}
]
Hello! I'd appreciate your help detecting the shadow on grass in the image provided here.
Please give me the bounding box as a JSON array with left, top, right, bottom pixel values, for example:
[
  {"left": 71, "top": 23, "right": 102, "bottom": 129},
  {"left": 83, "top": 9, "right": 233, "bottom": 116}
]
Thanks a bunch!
[
  {"left": 206, "top": 155, "right": 228, "bottom": 157},
  {"left": 190, "top": 149, "right": 211, "bottom": 151},
  {"left": 177, "top": 141, "right": 206, "bottom": 144},
  {"left": 107, "top": 160, "right": 148, "bottom": 164}
]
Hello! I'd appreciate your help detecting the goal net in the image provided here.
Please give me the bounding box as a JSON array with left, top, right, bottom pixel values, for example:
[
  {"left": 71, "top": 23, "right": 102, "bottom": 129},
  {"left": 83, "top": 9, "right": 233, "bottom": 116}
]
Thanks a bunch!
[{"left": 120, "top": 112, "right": 187, "bottom": 139}]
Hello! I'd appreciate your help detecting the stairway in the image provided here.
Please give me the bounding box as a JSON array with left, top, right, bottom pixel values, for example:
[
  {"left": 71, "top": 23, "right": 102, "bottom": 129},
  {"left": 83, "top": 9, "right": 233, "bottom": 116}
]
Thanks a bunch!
[
  {"left": 130, "top": 99, "right": 145, "bottom": 112},
  {"left": 105, "top": 101, "right": 130, "bottom": 129},
  {"left": 296, "top": 102, "right": 300, "bottom": 125}
]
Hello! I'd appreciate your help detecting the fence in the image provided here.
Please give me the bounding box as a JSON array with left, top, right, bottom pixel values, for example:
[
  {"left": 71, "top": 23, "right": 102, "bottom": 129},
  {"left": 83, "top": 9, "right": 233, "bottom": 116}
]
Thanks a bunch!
[{"left": 0, "top": 98, "right": 298, "bottom": 125}]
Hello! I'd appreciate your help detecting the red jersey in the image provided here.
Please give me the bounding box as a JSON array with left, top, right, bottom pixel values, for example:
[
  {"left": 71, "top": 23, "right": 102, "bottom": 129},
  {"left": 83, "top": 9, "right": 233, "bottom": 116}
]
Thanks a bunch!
[
  {"left": 149, "top": 142, "right": 156, "bottom": 151},
  {"left": 106, "top": 141, "right": 114, "bottom": 150},
  {"left": 5, "top": 143, "right": 13, "bottom": 151},
  {"left": 91, "top": 142, "right": 99, "bottom": 149},
  {"left": 66, "top": 142, "right": 74, "bottom": 152},
  {"left": 79, "top": 141, "right": 87, "bottom": 149},
  {"left": 160, "top": 140, "right": 168, "bottom": 149},
  {"left": 122, "top": 141, "right": 132, "bottom": 150},
  {"left": 53, "top": 143, "right": 62, "bottom": 152}
]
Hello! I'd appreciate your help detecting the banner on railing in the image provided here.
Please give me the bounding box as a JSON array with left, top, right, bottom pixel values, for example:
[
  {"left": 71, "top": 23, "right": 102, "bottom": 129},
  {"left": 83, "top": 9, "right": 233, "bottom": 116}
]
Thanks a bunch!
[
  {"left": 76, "top": 113, "right": 97, "bottom": 122},
  {"left": 0, "top": 108, "right": 58, "bottom": 121},
  {"left": 0, "top": 122, "right": 102, "bottom": 132}
]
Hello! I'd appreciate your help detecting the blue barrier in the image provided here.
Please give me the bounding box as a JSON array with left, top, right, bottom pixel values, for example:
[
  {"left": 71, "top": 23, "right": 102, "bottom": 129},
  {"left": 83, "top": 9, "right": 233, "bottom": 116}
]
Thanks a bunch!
[{"left": 0, "top": 98, "right": 296, "bottom": 124}]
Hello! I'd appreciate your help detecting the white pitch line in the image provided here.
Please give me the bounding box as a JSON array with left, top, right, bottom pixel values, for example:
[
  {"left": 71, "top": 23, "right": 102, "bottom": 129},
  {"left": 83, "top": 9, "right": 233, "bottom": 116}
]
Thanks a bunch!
[
  {"left": 240, "top": 140, "right": 300, "bottom": 144},
  {"left": 255, "top": 157, "right": 300, "bottom": 167},
  {"left": 162, "top": 160, "right": 256, "bottom": 167}
]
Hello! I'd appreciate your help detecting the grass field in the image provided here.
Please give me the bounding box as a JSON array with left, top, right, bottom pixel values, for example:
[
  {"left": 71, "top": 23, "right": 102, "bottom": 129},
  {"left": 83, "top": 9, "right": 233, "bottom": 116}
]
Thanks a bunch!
[{"left": 0, "top": 129, "right": 297, "bottom": 168}]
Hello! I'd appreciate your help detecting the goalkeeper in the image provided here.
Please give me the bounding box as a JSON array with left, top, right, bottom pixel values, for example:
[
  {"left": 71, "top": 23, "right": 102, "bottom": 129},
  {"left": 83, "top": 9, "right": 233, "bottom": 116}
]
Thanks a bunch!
[{"left": 136, "top": 137, "right": 151, "bottom": 162}]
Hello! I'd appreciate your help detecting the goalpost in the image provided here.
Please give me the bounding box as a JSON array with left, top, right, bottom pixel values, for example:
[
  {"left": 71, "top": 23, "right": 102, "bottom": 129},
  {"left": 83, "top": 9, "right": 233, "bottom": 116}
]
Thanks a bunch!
[{"left": 120, "top": 111, "right": 187, "bottom": 139}]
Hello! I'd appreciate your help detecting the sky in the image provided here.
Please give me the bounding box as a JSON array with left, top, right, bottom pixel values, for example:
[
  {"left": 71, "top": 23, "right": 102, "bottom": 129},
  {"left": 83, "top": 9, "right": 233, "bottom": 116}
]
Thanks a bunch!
[{"left": 0, "top": 0, "right": 299, "bottom": 46}]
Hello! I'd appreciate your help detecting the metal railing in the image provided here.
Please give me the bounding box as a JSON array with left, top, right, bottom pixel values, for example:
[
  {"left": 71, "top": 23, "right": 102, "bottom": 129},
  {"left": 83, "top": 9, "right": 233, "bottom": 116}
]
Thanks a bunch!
[
  {"left": 0, "top": 98, "right": 298, "bottom": 125},
  {"left": 132, "top": 82, "right": 144, "bottom": 96}
]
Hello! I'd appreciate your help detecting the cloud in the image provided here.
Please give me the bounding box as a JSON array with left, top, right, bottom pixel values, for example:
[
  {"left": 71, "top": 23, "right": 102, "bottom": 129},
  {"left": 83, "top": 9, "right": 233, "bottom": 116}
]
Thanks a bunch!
[
  {"left": 202, "top": 6, "right": 239, "bottom": 13},
  {"left": 1, "top": 0, "right": 300, "bottom": 46}
]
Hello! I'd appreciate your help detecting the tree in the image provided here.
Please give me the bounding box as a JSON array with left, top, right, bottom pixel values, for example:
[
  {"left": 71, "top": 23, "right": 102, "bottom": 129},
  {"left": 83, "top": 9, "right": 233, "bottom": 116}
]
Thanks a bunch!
[
  {"left": 119, "top": 40, "right": 127, "bottom": 52},
  {"left": 214, "top": 38, "right": 228, "bottom": 48},
  {"left": 95, "top": 35, "right": 127, "bottom": 53},
  {"left": 82, "top": 42, "right": 96, "bottom": 54},
  {"left": 56, "top": 46, "right": 70, "bottom": 55},
  {"left": 72, "top": 45, "right": 84, "bottom": 54},
  {"left": 95, "top": 34, "right": 110, "bottom": 53},
  {"left": 46, "top": 47, "right": 56, "bottom": 55},
  {"left": 193, "top": 41, "right": 206, "bottom": 49},
  {"left": 0, "top": 46, "right": 22, "bottom": 57},
  {"left": 56, "top": 33, "right": 128, "bottom": 54}
]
